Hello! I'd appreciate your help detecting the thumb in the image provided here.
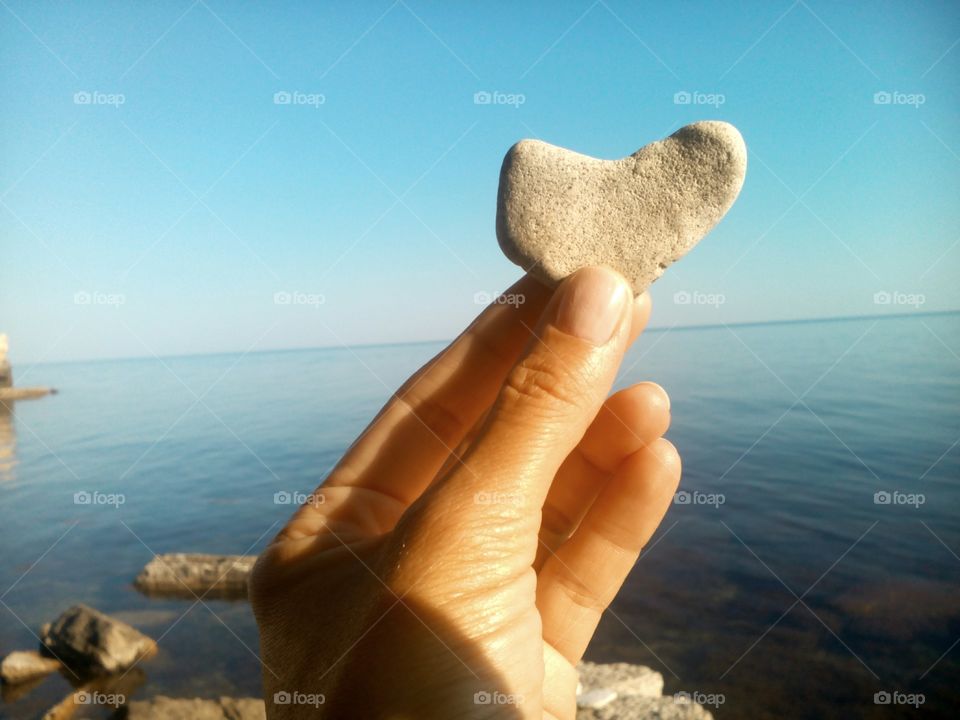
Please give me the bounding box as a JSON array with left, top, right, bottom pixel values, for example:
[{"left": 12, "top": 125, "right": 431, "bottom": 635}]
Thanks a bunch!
[{"left": 406, "top": 266, "right": 635, "bottom": 562}]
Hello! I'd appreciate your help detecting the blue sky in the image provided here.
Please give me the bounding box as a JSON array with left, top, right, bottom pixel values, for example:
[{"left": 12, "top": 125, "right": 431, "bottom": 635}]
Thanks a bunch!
[{"left": 1, "top": 0, "right": 958, "bottom": 364}]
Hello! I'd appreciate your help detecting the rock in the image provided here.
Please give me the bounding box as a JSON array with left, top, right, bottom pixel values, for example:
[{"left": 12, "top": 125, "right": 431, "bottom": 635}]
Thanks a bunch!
[
  {"left": 0, "top": 649, "right": 61, "bottom": 684},
  {"left": 496, "top": 121, "right": 747, "bottom": 294},
  {"left": 577, "top": 688, "right": 619, "bottom": 709},
  {"left": 40, "top": 604, "right": 157, "bottom": 675},
  {"left": 134, "top": 553, "right": 256, "bottom": 599},
  {"left": 0, "top": 334, "right": 10, "bottom": 388},
  {"left": 43, "top": 668, "right": 146, "bottom": 720},
  {"left": 119, "top": 696, "right": 265, "bottom": 720},
  {"left": 577, "top": 694, "right": 714, "bottom": 720},
  {"left": 0, "top": 387, "right": 54, "bottom": 401},
  {"left": 577, "top": 661, "right": 664, "bottom": 698}
]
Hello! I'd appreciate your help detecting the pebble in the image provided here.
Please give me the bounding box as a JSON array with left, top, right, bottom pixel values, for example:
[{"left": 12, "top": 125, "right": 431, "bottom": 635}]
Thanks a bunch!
[{"left": 496, "top": 121, "right": 747, "bottom": 294}]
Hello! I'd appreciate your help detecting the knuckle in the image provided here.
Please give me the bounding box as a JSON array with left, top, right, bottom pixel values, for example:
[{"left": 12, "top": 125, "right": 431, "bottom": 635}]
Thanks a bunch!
[
  {"left": 396, "top": 392, "right": 468, "bottom": 448},
  {"left": 501, "top": 351, "right": 587, "bottom": 414},
  {"left": 550, "top": 562, "right": 609, "bottom": 614}
]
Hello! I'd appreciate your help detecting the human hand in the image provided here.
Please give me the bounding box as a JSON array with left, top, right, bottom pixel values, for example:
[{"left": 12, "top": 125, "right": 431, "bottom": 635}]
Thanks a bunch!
[{"left": 250, "top": 267, "right": 681, "bottom": 719}]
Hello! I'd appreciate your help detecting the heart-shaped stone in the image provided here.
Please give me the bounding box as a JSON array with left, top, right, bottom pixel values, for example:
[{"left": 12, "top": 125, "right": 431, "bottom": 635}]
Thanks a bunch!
[{"left": 495, "top": 121, "right": 747, "bottom": 294}]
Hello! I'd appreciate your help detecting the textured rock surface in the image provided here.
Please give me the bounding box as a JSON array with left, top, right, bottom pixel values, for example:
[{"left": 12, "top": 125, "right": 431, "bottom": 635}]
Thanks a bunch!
[
  {"left": 40, "top": 604, "right": 157, "bottom": 675},
  {"left": 575, "top": 662, "right": 714, "bottom": 719},
  {"left": 0, "top": 650, "right": 61, "bottom": 684},
  {"left": 134, "top": 553, "right": 256, "bottom": 598},
  {"left": 119, "top": 696, "right": 266, "bottom": 720},
  {"left": 496, "top": 121, "right": 747, "bottom": 294},
  {"left": 578, "top": 694, "right": 715, "bottom": 720},
  {"left": 578, "top": 661, "right": 664, "bottom": 698}
]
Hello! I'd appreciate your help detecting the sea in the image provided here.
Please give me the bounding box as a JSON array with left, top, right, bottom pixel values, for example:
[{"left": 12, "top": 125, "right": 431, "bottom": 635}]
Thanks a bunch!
[{"left": 1, "top": 312, "right": 958, "bottom": 719}]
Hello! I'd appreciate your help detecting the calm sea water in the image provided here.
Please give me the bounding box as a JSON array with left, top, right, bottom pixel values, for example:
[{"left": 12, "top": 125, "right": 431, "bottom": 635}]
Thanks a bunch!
[{"left": 1, "top": 312, "right": 958, "bottom": 719}]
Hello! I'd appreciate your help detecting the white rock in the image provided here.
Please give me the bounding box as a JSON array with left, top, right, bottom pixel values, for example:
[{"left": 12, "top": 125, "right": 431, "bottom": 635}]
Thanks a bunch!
[{"left": 577, "top": 688, "right": 619, "bottom": 709}]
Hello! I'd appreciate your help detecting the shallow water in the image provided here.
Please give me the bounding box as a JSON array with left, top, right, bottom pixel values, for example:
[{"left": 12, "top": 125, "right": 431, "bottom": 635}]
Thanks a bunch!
[{"left": 1, "top": 312, "right": 958, "bottom": 718}]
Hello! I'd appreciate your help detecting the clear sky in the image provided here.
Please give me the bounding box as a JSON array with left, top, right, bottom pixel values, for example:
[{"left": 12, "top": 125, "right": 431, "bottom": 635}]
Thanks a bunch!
[{"left": 1, "top": 1, "right": 958, "bottom": 364}]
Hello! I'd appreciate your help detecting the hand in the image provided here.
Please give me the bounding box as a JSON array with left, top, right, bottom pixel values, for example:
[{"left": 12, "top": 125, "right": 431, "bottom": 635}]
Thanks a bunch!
[{"left": 250, "top": 267, "right": 681, "bottom": 719}]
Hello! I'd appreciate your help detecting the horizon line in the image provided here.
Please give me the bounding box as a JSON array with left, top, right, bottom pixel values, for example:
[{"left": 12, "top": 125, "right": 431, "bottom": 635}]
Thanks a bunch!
[{"left": 13, "top": 308, "right": 960, "bottom": 368}]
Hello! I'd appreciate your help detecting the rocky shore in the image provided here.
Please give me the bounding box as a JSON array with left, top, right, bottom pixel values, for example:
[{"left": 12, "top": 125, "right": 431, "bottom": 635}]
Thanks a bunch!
[{"left": 1, "top": 556, "right": 715, "bottom": 719}]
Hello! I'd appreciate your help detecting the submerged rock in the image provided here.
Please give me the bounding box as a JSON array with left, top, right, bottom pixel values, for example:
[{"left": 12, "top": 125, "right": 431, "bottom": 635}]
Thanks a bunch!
[
  {"left": 40, "top": 604, "right": 157, "bottom": 675},
  {"left": 134, "top": 553, "right": 256, "bottom": 599},
  {"left": 118, "top": 695, "right": 265, "bottom": 719},
  {"left": 0, "top": 649, "right": 61, "bottom": 684}
]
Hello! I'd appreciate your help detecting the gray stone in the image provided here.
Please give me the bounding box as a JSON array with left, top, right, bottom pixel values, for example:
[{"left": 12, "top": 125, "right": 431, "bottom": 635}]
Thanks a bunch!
[
  {"left": 134, "top": 553, "right": 256, "bottom": 599},
  {"left": 496, "top": 121, "right": 747, "bottom": 294},
  {"left": 577, "top": 661, "right": 664, "bottom": 698},
  {"left": 120, "top": 696, "right": 265, "bottom": 720},
  {"left": 577, "top": 694, "right": 715, "bottom": 720},
  {"left": 0, "top": 650, "right": 61, "bottom": 684},
  {"left": 40, "top": 604, "right": 157, "bottom": 675}
]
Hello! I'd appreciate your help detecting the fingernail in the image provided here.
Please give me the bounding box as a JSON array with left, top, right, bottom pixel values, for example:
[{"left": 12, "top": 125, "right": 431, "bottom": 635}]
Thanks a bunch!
[{"left": 553, "top": 267, "right": 630, "bottom": 345}]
